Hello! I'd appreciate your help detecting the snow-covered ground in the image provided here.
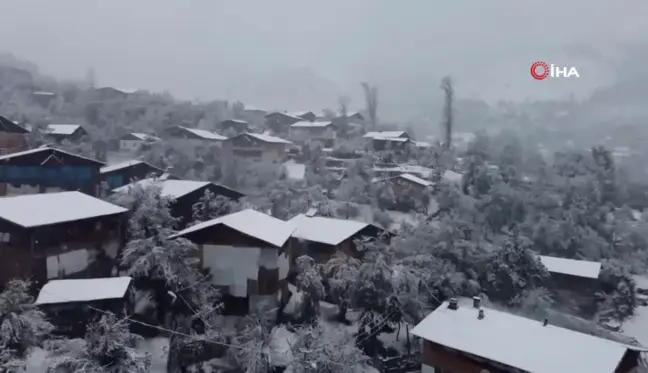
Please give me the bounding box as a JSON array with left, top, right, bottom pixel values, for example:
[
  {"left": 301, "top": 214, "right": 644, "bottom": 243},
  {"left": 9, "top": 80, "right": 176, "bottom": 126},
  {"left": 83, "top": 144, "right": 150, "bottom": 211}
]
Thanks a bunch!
[
  {"left": 623, "top": 275, "right": 648, "bottom": 345},
  {"left": 137, "top": 337, "right": 169, "bottom": 373}
]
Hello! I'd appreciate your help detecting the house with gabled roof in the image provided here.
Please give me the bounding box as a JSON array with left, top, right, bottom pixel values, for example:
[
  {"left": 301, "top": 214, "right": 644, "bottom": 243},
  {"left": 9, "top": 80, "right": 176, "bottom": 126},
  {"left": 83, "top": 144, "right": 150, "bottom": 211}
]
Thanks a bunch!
[
  {"left": 0, "top": 146, "right": 105, "bottom": 197},
  {"left": 32, "top": 91, "right": 56, "bottom": 107},
  {"left": 100, "top": 160, "right": 166, "bottom": 190},
  {"left": 265, "top": 111, "right": 302, "bottom": 133},
  {"left": 35, "top": 277, "right": 135, "bottom": 337},
  {"left": 220, "top": 119, "right": 249, "bottom": 134},
  {"left": 287, "top": 111, "right": 317, "bottom": 122},
  {"left": 0, "top": 191, "right": 129, "bottom": 288},
  {"left": 288, "top": 213, "right": 386, "bottom": 264},
  {"left": 412, "top": 297, "right": 645, "bottom": 373},
  {"left": 119, "top": 132, "right": 161, "bottom": 151},
  {"left": 0, "top": 115, "right": 29, "bottom": 157},
  {"left": 44, "top": 124, "right": 88, "bottom": 143},
  {"left": 112, "top": 178, "right": 244, "bottom": 229},
  {"left": 288, "top": 121, "right": 336, "bottom": 147},
  {"left": 363, "top": 130, "right": 411, "bottom": 151},
  {"left": 164, "top": 125, "right": 227, "bottom": 148},
  {"left": 170, "top": 209, "right": 294, "bottom": 315},
  {"left": 223, "top": 132, "right": 293, "bottom": 163}
]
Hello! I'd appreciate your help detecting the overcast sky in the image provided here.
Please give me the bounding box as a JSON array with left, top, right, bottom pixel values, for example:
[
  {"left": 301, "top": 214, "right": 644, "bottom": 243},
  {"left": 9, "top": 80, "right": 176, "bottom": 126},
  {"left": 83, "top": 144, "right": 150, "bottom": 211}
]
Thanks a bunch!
[{"left": 0, "top": 0, "right": 646, "bottom": 116}]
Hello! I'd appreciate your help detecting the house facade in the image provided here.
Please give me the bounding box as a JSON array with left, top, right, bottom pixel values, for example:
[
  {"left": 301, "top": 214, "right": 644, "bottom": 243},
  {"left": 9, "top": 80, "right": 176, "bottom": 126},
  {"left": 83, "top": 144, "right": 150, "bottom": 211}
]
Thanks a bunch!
[
  {"left": 375, "top": 173, "right": 432, "bottom": 199},
  {"left": 540, "top": 255, "right": 602, "bottom": 317},
  {"left": 170, "top": 209, "right": 295, "bottom": 315},
  {"left": 44, "top": 124, "right": 88, "bottom": 143},
  {"left": 0, "top": 115, "right": 29, "bottom": 156},
  {"left": 223, "top": 132, "right": 293, "bottom": 163},
  {"left": 288, "top": 111, "right": 317, "bottom": 122},
  {"left": 220, "top": 119, "right": 249, "bottom": 134},
  {"left": 412, "top": 298, "right": 643, "bottom": 373},
  {"left": 0, "top": 147, "right": 105, "bottom": 197},
  {"left": 265, "top": 112, "right": 302, "bottom": 133},
  {"left": 164, "top": 125, "right": 227, "bottom": 148},
  {"left": 288, "top": 121, "right": 336, "bottom": 147},
  {"left": 119, "top": 133, "right": 161, "bottom": 151},
  {"left": 100, "top": 160, "right": 165, "bottom": 190},
  {"left": 0, "top": 192, "right": 128, "bottom": 289},
  {"left": 364, "top": 131, "right": 411, "bottom": 151}
]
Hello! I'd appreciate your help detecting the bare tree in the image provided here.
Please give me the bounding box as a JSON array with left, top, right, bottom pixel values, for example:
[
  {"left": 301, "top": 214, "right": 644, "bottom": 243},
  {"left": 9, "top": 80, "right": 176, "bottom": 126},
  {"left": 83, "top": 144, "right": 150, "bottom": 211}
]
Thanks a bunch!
[
  {"left": 338, "top": 95, "right": 350, "bottom": 118},
  {"left": 440, "top": 76, "right": 454, "bottom": 149},
  {"left": 360, "top": 82, "right": 378, "bottom": 129}
]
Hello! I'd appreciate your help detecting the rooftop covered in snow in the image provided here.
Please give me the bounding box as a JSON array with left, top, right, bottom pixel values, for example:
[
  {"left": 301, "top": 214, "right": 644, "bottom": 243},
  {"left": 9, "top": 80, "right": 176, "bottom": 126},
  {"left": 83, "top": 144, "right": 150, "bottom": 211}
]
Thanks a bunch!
[
  {"left": 290, "top": 121, "right": 333, "bottom": 128},
  {"left": 0, "top": 146, "right": 105, "bottom": 165},
  {"left": 128, "top": 132, "right": 161, "bottom": 142},
  {"left": 35, "top": 277, "right": 133, "bottom": 305},
  {"left": 171, "top": 209, "right": 295, "bottom": 247},
  {"left": 411, "top": 300, "right": 631, "bottom": 373},
  {"left": 45, "top": 124, "right": 83, "bottom": 135},
  {"left": 288, "top": 214, "right": 378, "bottom": 246},
  {"left": 363, "top": 131, "right": 408, "bottom": 140},
  {"left": 244, "top": 132, "right": 292, "bottom": 144},
  {"left": 112, "top": 178, "right": 242, "bottom": 200},
  {"left": 100, "top": 159, "right": 162, "bottom": 174},
  {"left": 177, "top": 126, "right": 227, "bottom": 141},
  {"left": 377, "top": 173, "right": 432, "bottom": 187},
  {"left": 0, "top": 191, "right": 128, "bottom": 228},
  {"left": 540, "top": 255, "right": 602, "bottom": 279}
]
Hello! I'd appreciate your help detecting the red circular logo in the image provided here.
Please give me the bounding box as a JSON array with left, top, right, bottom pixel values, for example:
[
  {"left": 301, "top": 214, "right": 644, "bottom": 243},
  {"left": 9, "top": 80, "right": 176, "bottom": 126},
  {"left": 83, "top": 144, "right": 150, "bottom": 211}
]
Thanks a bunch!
[{"left": 530, "top": 61, "right": 549, "bottom": 80}]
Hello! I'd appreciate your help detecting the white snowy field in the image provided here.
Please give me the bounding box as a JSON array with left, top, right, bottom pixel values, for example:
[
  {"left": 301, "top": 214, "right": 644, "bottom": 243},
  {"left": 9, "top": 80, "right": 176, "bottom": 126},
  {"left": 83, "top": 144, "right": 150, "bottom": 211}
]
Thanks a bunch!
[{"left": 623, "top": 275, "right": 648, "bottom": 345}]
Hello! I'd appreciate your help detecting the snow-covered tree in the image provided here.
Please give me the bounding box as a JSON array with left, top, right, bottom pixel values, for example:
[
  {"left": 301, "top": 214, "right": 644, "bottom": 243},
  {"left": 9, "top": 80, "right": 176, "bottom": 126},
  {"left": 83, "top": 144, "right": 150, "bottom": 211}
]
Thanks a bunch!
[
  {"left": 321, "top": 253, "right": 361, "bottom": 322},
  {"left": 0, "top": 280, "right": 53, "bottom": 372},
  {"left": 191, "top": 189, "right": 242, "bottom": 224},
  {"left": 294, "top": 256, "right": 326, "bottom": 324},
  {"left": 47, "top": 313, "right": 150, "bottom": 373}
]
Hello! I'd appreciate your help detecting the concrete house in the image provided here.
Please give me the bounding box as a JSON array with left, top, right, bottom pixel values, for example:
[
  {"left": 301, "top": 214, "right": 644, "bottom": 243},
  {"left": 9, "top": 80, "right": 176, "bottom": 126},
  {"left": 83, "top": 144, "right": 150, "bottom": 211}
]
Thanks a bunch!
[
  {"left": 223, "top": 132, "right": 293, "bottom": 163},
  {"left": 170, "top": 209, "right": 295, "bottom": 315},
  {"left": 44, "top": 124, "right": 88, "bottom": 143},
  {"left": 112, "top": 178, "right": 244, "bottom": 229},
  {"left": 412, "top": 297, "right": 644, "bottom": 373},
  {"left": 119, "top": 133, "right": 161, "bottom": 151},
  {"left": 0, "top": 115, "right": 29, "bottom": 157},
  {"left": 0, "top": 192, "right": 128, "bottom": 288},
  {"left": 0, "top": 146, "right": 105, "bottom": 197},
  {"left": 100, "top": 160, "right": 165, "bottom": 190},
  {"left": 288, "top": 121, "right": 336, "bottom": 147}
]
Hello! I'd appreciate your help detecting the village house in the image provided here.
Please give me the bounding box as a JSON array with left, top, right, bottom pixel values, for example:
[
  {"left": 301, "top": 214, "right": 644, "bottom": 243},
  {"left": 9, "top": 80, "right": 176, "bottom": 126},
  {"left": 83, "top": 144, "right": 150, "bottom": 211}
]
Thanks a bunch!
[
  {"left": 288, "top": 121, "right": 336, "bottom": 147},
  {"left": 220, "top": 119, "right": 249, "bottom": 134},
  {"left": 169, "top": 209, "right": 294, "bottom": 315},
  {"left": 374, "top": 173, "right": 432, "bottom": 199},
  {"left": 363, "top": 131, "right": 411, "bottom": 151},
  {"left": 93, "top": 87, "right": 140, "bottom": 100},
  {"left": 44, "top": 124, "right": 88, "bottom": 143},
  {"left": 288, "top": 111, "right": 317, "bottom": 122},
  {"left": 412, "top": 297, "right": 644, "bottom": 373},
  {"left": 112, "top": 178, "right": 244, "bottom": 229},
  {"left": 242, "top": 105, "right": 267, "bottom": 123},
  {"left": 164, "top": 125, "right": 227, "bottom": 148},
  {"left": 288, "top": 212, "right": 385, "bottom": 264},
  {"left": 222, "top": 132, "right": 293, "bottom": 163},
  {"left": 265, "top": 111, "right": 302, "bottom": 133},
  {"left": 372, "top": 163, "right": 433, "bottom": 180},
  {"left": 0, "top": 146, "right": 105, "bottom": 197},
  {"left": 119, "top": 132, "right": 161, "bottom": 151},
  {"left": 32, "top": 91, "right": 56, "bottom": 107},
  {"left": 540, "top": 255, "right": 602, "bottom": 317},
  {"left": 0, "top": 115, "right": 29, "bottom": 156},
  {"left": 35, "top": 277, "right": 135, "bottom": 337},
  {"left": 100, "top": 160, "right": 166, "bottom": 190},
  {"left": 0, "top": 191, "right": 128, "bottom": 289}
]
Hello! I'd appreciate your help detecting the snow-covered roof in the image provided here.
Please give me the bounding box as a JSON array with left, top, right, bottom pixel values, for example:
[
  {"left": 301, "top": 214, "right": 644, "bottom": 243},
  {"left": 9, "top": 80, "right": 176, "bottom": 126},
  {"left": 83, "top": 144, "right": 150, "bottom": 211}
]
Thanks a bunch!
[
  {"left": 363, "top": 131, "right": 407, "bottom": 139},
  {"left": 243, "top": 105, "right": 267, "bottom": 112},
  {"left": 129, "top": 132, "right": 161, "bottom": 141},
  {"left": 100, "top": 160, "right": 157, "bottom": 174},
  {"left": 540, "top": 255, "right": 602, "bottom": 279},
  {"left": 179, "top": 126, "right": 227, "bottom": 141},
  {"left": 112, "top": 178, "right": 210, "bottom": 199},
  {"left": 396, "top": 173, "right": 432, "bottom": 187},
  {"left": 0, "top": 146, "right": 103, "bottom": 164},
  {"left": 443, "top": 170, "right": 463, "bottom": 183},
  {"left": 35, "top": 277, "right": 133, "bottom": 305},
  {"left": 33, "top": 91, "right": 55, "bottom": 96},
  {"left": 283, "top": 160, "right": 306, "bottom": 180},
  {"left": 373, "top": 164, "right": 433, "bottom": 178},
  {"left": 288, "top": 111, "right": 314, "bottom": 117},
  {"left": 171, "top": 209, "right": 295, "bottom": 247},
  {"left": 222, "top": 119, "right": 248, "bottom": 124},
  {"left": 246, "top": 132, "right": 292, "bottom": 144},
  {"left": 0, "top": 191, "right": 128, "bottom": 228},
  {"left": 290, "top": 121, "right": 333, "bottom": 128},
  {"left": 288, "top": 214, "right": 370, "bottom": 246},
  {"left": 45, "top": 124, "right": 82, "bottom": 135},
  {"left": 414, "top": 141, "right": 431, "bottom": 148},
  {"left": 411, "top": 300, "right": 629, "bottom": 373}
]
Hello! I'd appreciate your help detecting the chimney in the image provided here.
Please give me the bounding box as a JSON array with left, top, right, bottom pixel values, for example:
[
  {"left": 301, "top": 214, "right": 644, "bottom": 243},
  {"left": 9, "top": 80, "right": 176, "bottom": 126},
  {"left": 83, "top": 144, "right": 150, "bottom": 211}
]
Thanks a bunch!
[
  {"left": 473, "top": 296, "right": 481, "bottom": 309},
  {"left": 448, "top": 298, "right": 458, "bottom": 310},
  {"left": 478, "top": 309, "right": 484, "bottom": 320},
  {"left": 543, "top": 318, "right": 548, "bottom": 326}
]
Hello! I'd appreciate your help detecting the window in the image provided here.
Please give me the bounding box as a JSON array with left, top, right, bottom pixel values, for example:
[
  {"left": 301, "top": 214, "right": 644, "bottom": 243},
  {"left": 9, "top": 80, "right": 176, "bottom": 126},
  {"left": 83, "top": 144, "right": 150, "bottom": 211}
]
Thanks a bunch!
[{"left": 0, "top": 232, "right": 10, "bottom": 243}]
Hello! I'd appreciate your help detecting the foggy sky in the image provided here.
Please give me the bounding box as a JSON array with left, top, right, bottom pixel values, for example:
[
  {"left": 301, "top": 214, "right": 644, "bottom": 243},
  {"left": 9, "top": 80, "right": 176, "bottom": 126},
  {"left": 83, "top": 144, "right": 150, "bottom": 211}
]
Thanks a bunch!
[{"left": 0, "top": 0, "right": 646, "bottom": 117}]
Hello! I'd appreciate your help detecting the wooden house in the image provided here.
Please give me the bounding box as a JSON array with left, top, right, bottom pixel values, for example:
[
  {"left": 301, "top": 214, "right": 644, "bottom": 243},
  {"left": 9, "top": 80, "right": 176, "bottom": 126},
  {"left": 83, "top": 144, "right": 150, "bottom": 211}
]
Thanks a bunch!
[
  {"left": 222, "top": 132, "right": 293, "bottom": 163},
  {"left": 32, "top": 91, "right": 56, "bottom": 107},
  {"left": 169, "top": 209, "right": 295, "bottom": 315},
  {"left": 288, "top": 111, "right": 317, "bottom": 122},
  {"left": 265, "top": 112, "right": 302, "bottom": 133},
  {"left": 164, "top": 125, "right": 227, "bottom": 148},
  {"left": 0, "top": 115, "right": 29, "bottom": 156},
  {"left": 363, "top": 131, "right": 411, "bottom": 151},
  {"left": 412, "top": 298, "right": 644, "bottom": 373},
  {"left": 0, "top": 146, "right": 105, "bottom": 197},
  {"left": 100, "top": 160, "right": 165, "bottom": 190},
  {"left": 0, "top": 191, "right": 128, "bottom": 289},
  {"left": 374, "top": 173, "right": 432, "bottom": 199},
  {"left": 112, "top": 178, "right": 244, "bottom": 229},
  {"left": 119, "top": 132, "right": 161, "bottom": 151},
  {"left": 220, "top": 119, "right": 249, "bottom": 134},
  {"left": 287, "top": 213, "right": 385, "bottom": 264},
  {"left": 44, "top": 124, "right": 88, "bottom": 143},
  {"left": 35, "top": 277, "right": 135, "bottom": 337},
  {"left": 288, "top": 121, "right": 336, "bottom": 147},
  {"left": 540, "top": 255, "right": 602, "bottom": 316}
]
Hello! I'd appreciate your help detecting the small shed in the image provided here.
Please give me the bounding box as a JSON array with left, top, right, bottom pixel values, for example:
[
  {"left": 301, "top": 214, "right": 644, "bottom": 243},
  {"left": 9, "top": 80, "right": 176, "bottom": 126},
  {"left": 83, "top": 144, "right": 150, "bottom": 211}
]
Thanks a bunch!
[
  {"left": 100, "top": 160, "right": 165, "bottom": 189},
  {"left": 44, "top": 124, "right": 88, "bottom": 142},
  {"left": 35, "top": 277, "right": 134, "bottom": 337}
]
